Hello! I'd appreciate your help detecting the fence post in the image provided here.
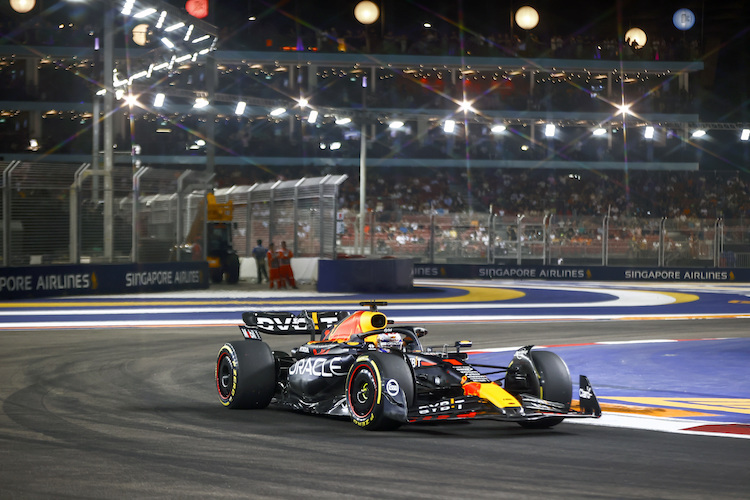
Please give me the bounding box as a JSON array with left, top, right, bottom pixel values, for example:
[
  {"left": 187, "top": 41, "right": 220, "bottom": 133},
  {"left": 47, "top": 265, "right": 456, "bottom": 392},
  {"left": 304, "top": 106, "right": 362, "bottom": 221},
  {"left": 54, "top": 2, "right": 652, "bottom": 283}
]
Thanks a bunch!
[
  {"left": 175, "top": 170, "right": 193, "bottom": 261},
  {"left": 368, "top": 211, "right": 375, "bottom": 256},
  {"left": 658, "top": 217, "right": 667, "bottom": 267},
  {"left": 2, "top": 161, "right": 21, "bottom": 267},
  {"left": 70, "top": 163, "right": 91, "bottom": 264},
  {"left": 516, "top": 215, "right": 524, "bottom": 265},
  {"left": 487, "top": 207, "right": 494, "bottom": 264},
  {"left": 318, "top": 176, "right": 326, "bottom": 260},
  {"left": 429, "top": 210, "right": 436, "bottom": 264},
  {"left": 542, "top": 213, "right": 549, "bottom": 265},
  {"left": 602, "top": 214, "right": 609, "bottom": 266},
  {"left": 713, "top": 218, "right": 724, "bottom": 267},
  {"left": 132, "top": 167, "right": 150, "bottom": 263},
  {"left": 246, "top": 184, "right": 256, "bottom": 259},
  {"left": 293, "top": 178, "right": 305, "bottom": 255},
  {"left": 269, "top": 180, "right": 281, "bottom": 244}
]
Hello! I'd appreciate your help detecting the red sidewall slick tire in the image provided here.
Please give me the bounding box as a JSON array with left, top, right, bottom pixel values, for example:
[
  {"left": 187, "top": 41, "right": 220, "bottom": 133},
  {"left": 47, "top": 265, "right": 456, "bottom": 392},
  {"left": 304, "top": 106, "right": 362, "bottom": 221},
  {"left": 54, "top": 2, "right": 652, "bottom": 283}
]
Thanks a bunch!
[
  {"left": 216, "top": 341, "right": 276, "bottom": 409},
  {"left": 345, "top": 352, "right": 414, "bottom": 431},
  {"left": 347, "top": 362, "right": 379, "bottom": 423}
]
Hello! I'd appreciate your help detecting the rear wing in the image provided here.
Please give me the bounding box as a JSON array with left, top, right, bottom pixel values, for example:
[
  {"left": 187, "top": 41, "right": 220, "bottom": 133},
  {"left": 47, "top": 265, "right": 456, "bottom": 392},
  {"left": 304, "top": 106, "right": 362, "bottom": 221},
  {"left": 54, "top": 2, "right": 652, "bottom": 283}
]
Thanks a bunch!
[{"left": 240, "top": 310, "right": 350, "bottom": 341}]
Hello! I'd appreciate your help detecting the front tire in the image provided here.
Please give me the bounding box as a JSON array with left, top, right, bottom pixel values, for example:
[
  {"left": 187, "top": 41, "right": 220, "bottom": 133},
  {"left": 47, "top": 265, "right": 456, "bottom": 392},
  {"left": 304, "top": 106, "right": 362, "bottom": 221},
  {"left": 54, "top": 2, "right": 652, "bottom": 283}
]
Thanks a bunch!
[
  {"left": 346, "top": 352, "right": 414, "bottom": 431},
  {"left": 519, "top": 350, "right": 572, "bottom": 429},
  {"left": 216, "top": 341, "right": 276, "bottom": 409}
]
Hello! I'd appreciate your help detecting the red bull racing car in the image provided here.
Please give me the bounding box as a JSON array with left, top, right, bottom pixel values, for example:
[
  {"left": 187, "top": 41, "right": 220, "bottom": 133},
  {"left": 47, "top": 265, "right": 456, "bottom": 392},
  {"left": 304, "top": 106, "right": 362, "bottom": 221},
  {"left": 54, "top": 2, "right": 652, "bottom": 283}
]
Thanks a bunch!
[{"left": 215, "top": 301, "right": 601, "bottom": 430}]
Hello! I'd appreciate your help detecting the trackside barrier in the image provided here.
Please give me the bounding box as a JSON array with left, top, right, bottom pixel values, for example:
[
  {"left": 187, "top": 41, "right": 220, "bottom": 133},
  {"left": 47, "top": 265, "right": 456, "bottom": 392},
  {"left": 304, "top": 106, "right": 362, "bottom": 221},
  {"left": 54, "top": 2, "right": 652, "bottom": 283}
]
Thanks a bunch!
[
  {"left": 317, "top": 258, "right": 414, "bottom": 293},
  {"left": 0, "top": 261, "right": 208, "bottom": 300},
  {"left": 413, "top": 263, "right": 750, "bottom": 282}
]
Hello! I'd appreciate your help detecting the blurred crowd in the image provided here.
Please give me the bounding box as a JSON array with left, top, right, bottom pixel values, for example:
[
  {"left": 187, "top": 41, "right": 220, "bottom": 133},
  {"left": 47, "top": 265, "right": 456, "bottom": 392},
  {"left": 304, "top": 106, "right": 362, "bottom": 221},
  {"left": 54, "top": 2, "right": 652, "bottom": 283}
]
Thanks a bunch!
[{"left": 215, "top": 165, "right": 750, "bottom": 221}]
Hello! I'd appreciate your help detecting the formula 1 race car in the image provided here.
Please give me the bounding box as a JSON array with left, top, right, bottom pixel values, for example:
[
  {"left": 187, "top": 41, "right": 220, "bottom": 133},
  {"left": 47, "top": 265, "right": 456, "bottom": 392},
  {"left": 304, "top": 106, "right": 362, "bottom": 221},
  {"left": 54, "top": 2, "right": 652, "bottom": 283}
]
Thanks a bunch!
[{"left": 215, "top": 301, "right": 601, "bottom": 430}]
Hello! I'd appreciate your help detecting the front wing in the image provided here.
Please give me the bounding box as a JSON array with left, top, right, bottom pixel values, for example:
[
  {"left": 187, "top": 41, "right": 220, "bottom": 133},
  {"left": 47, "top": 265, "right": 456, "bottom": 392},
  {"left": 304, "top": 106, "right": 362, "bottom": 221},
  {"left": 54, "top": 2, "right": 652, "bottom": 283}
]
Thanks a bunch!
[{"left": 407, "top": 376, "right": 602, "bottom": 424}]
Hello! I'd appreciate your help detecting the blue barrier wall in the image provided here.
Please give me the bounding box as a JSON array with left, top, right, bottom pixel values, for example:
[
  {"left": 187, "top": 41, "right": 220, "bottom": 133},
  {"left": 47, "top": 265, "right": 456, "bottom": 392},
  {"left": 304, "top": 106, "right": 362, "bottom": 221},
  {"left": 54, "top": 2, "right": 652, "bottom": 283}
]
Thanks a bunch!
[
  {"left": 0, "top": 262, "right": 209, "bottom": 300},
  {"left": 413, "top": 263, "right": 750, "bottom": 282},
  {"left": 318, "top": 259, "right": 414, "bottom": 293}
]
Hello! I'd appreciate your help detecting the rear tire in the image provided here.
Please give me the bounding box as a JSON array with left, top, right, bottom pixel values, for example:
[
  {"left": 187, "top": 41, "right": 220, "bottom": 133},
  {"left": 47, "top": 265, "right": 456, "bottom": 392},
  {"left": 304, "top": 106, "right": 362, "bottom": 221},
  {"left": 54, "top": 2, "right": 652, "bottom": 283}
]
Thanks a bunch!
[
  {"left": 216, "top": 341, "right": 276, "bottom": 409},
  {"left": 346, "top": 352, "right": 414, "bottom": 431},
  {"left": 518, "top": 350, "right": 572, "bottom": 429}
]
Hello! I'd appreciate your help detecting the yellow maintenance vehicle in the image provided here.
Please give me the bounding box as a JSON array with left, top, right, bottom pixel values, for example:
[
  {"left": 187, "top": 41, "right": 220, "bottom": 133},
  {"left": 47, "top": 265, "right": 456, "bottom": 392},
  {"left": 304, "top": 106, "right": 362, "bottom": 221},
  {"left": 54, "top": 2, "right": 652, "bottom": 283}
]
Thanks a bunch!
[{"left": 184, "top": 192, "right": 241, "bottom": 284}]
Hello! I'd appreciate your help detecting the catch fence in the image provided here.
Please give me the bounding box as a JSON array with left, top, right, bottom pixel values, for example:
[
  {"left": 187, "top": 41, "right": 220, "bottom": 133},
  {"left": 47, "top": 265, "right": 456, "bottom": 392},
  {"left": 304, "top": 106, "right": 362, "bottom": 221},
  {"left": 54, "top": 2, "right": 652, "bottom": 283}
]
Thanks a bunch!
[
  {"left": 338, "top": 210, "right": 750, "bottom": 268},
  {"left": 2, "top": 160, "right": 748, "bottom": 269},
  {"left": 1, "top": 161, "right": 346, "bottom": 266}
]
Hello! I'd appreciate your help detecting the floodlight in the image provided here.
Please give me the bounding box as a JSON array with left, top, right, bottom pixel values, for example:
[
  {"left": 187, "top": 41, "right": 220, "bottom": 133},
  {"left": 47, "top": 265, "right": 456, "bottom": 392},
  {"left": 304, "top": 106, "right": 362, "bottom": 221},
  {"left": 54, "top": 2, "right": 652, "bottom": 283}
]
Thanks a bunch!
[
  {"left": 155, "top": 11, "right": 167, "bottom": 29},
  {"left": 194, "top": 97, "right": 209, "bottom": 108},
  {"left": 545, "top": 124, "right": 556, "bottom": 137},
  {"left": 330, "top": 142, "right": 342, "bottom": 150},
  {"left": 307, "top": 110, "right": 319, "bottom": 124},
  {"left": 235, "top": 101, "right": 246, "bottom": 115},
  {"left": 389, "top": 121, "right": 404, "bottom": 129},
  {"left": 644, "top": 126, "right": 654, "bottom": 139},
  {"left": 129, "top": 70, "right": 148, "bottom": 81},
  {"left": 443, "top": 120, "right": 455, "bottom": 133},
  {"left": 270, "top": 107, "right": 286, "bottom": 117},
  {"left": 335, "top": 117, "right": 352, "bottom": 125},
  {"left": 154, "top": 93, "right": 165, "bottom": 107},
  {"left": 616, "top": 103, "right": 631, "bottom": 115},
  {"left": 691, "top": 129, "right": 706, "bottom": 138},
  {"left": 741, "top": 129, "right": 750, "bottom": 141},
  {"left": 459, "top": 100, "right": 474, "bottom": 113},
  {"left": 134, "top": 8, "right": 157, "bottom": 18},
  {"left": 165, "top": 22, "right": 185, "bottom": 32},
  {"left": 491, "top": 124, "right": 506, "bottom": 133},
  {"left": 121, "top": 0, "right": 135, "bottom": 15},
  {"left": 593, "top": 128, "right": 607, "bottom": 136}
]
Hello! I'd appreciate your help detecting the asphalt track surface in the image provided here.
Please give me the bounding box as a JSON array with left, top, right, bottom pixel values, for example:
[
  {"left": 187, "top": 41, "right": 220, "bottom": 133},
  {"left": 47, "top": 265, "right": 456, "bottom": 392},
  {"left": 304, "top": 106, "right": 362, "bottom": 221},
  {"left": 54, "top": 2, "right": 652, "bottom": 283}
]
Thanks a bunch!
[{"left": 1, "top": 280, "right": 749, "bottom": 499}]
